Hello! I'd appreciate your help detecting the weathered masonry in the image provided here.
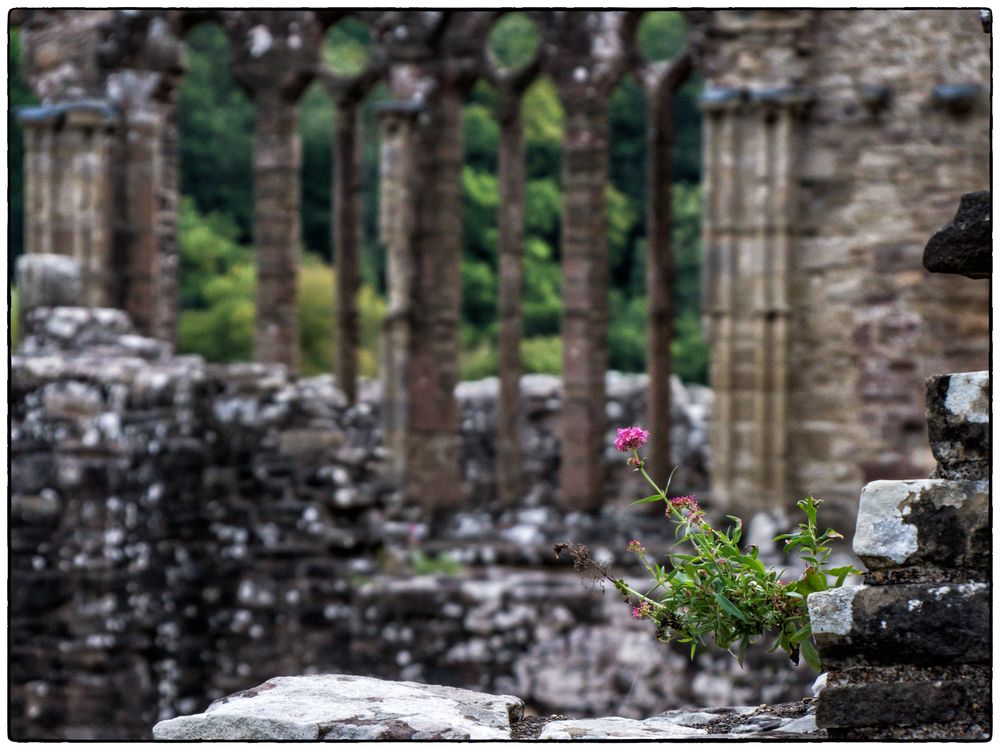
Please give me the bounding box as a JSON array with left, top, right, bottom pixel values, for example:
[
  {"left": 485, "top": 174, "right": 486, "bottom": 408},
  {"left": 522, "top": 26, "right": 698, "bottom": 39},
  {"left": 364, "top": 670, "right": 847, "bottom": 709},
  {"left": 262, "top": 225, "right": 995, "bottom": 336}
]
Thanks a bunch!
[
  {"left": 13, "top": 9, "right": 989, "bottom": 521},
  {"left": 698, "top": 10, "right": 989, "bottom": 522}
]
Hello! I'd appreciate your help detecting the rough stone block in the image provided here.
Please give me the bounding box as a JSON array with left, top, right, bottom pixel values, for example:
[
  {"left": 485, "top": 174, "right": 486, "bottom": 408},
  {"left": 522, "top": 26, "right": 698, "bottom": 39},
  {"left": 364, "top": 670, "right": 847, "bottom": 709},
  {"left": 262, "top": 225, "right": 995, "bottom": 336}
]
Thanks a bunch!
[
  {"left": 16, "top": 254, "right": 83, "bottom": 312},
  {"left": 853, "top": 479, "right": 988, "bottom": 575},
  {"left": 151, "top": 674, "right": 523, "bottom": 740},
  {"left": 816, "top": 664, "right": 990, "bottom": 735},
  {"left": 923, "top": 191, "right": 990, "bottom": 279},
  {"left": 538, "top": 704, "right": 821, "bottom": 739},
  {"left": 808, "top": 582, "right": 989, "bottom": 668},
  {"left": 925, "top": 372, "right": 989, "bottom": 479}
]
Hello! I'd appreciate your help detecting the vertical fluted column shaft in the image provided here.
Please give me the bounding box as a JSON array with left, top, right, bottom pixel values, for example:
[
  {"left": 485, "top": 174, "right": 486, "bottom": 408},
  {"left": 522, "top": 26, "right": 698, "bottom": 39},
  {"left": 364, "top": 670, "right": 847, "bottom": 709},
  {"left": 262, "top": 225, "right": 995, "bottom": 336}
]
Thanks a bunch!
[
  {"left": 496, "top": 93, "right": 526, "bottom": 507},
  {"left": 559, "top": 94, "right": 610, "bottom": 512},
  {"left": 253, "top": 94, "right": 301, "bottom": 372},
  {"left": 19, "top": 105, "right": 116, "bottom": 308},
  {"left": 333, "top": 98, "right": 363, "bottom": 404},
  {"left": 377, "top": 105, "right": 417, "bottom": 486}
]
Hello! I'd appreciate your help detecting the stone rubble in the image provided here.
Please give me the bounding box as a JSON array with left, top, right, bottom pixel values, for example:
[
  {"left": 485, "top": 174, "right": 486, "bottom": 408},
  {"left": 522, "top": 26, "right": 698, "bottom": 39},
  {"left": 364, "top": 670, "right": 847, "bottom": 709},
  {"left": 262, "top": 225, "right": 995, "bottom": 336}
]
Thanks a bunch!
[{"left": 153, "top": 676, "right": 825, "bottom": 741}]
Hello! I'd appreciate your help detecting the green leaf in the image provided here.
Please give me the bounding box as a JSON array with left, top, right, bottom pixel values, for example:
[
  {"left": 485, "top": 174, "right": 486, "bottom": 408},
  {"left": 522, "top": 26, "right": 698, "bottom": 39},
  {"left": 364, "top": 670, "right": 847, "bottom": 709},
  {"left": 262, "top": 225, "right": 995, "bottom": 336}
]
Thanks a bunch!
[
  {"left": 800, "top": 637, "right": 822, "bottom": 671},
  {"left": 736, "top": 636, "right": 750, "bottom": 668},
  {"left": 628, "top": 493, "right": 664, "bottom": 507},
  {"left": 712, "top": 592, "right": 748, "bottom": 623}
]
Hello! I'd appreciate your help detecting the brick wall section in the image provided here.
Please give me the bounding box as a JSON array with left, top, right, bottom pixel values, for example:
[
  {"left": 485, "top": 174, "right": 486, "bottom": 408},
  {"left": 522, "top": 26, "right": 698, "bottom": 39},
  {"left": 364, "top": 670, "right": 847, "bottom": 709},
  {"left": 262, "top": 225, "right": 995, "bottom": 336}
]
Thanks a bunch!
[{"left": 700, "top": 9, "right": 990, "bottom": 528}]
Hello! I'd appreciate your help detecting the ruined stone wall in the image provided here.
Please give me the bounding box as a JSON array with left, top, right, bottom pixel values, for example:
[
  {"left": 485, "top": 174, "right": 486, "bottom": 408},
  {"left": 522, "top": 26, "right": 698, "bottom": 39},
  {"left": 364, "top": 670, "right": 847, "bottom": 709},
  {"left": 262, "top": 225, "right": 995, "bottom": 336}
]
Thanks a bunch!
[
  {"left": 700, "top": 9, "right": 990, "bottom": 527},
  {"left": 13, "top": 308, "right": 777, "bottom": 741}
]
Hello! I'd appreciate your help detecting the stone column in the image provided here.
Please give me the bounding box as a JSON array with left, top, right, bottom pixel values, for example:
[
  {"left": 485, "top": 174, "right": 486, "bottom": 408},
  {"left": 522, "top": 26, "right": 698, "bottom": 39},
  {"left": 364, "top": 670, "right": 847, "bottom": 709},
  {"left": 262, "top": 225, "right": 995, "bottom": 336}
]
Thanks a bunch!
[
  {"left": 495, "top": 93, "right": 527, "bottom": 508},
  {"left": 18, "top": 102, "right": 117, "bottom": 308},
  {"left": 637, "top": 53, "right": 692, "bottom": 488},
  {"left": 252, "top": 94, "right": 302, "bottom": 371},
  {"left": 376, "top": 103, "right": 419, "bottom": 485},
  {"left": 90, "top": 12, "right": 187, "bottom": 343},
  {"left": 544, "top": 11, "right": 629, "bottom": 512},
  {"left": 332, "top": 98, "right": 363, "bottom": 404},
  {"left": 376, "top": 92, "right": 466, "bottom": 506},
  {"left": 322, "top": 61, "right": 380, "bottom": 405},
  {"left": 226, "top": 11, "right": 323, "bottom": 374},
  {"left": 700, "top": 86, "right": 809, "bottom": 513},
  {"left": 120, "top": 96, "right": 166, "bottom": 337},
  {"left": 373, "top": 11, "right": 492, "bottom": 510},
  {"left": 488, "top": 52, "right": 539, "bottom": 508},
  {"left": 407, "top": 87, "right": 466, "bottom": 510},
  {"left": 558, "top": 94, "right": 611, "bottom": 512},
  {"left": 700, "top": 89, "right": 742, "bottom": 511},
  {"left": 751, "top": 92, "right": 807, "bottom": 507}
]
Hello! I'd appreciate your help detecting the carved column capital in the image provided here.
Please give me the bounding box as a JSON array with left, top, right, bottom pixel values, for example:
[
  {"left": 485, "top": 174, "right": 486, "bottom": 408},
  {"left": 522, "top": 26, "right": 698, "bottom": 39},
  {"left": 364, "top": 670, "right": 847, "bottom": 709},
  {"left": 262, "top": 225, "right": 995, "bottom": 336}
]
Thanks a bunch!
[{"left": 224, "top": 10, "right": 324, "bottom": 104}]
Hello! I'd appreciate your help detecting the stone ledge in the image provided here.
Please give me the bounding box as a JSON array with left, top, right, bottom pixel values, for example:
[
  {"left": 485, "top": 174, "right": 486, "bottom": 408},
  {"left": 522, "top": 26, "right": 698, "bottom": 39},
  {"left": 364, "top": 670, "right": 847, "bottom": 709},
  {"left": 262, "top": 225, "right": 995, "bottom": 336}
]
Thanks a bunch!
[
  {"left": 152, "top": 674, "right": 524, "bottom": 740},
  {"left": 808, "top": 583, "right": 989, "bottom": 668},
  {"left": 538, "top": 702, "right": 822, "bottom": 740},
  {"left": 926, "top": 372, "right": 989, "bottom": 480},
  {"left": 853, "top": 479, "right": 988, "bottom": 574},
  {"left": 816, "top": 664, "right": 990, "bottom": 737},
  {"left": 153, "top": 678, "right": 826, "bottom": 741}
]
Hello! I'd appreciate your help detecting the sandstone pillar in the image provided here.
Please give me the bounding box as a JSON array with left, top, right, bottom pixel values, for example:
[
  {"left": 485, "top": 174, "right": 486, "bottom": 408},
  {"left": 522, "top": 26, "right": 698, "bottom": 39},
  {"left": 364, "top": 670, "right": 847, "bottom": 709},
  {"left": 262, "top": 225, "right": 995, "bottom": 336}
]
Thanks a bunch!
[
  {"left": 321, "top": 58, "right": 380, "bottom": 405},
  {"left": 700, "top": 90, "right": 743, "bottom": 511},
  {"left": 376, "top": 92, "right": 466, "bottom": 506},
  {"left": 252, "top": 95, "right": 302, "bottom": 371},
  {"left": 544, "top": 11, "right": 629, "bottom": 511},
  {"left": 376, "top": 103, "right": 418, "bottom": 485},
  {"left": 701, "top": 86, "right": 809, "bottom": 513},
  {"left": 226, "top": 11, "right": 323, "bottom": 374},
  {"left": 374, "top": 11, "right": 492, "bottom": 510},
  {"left": 637, "top": 53, "right": 692, "bottom": 488},
  {"left": 18, "top": 103, "right": 116, "bottom": 308},
  {"left": 488, "top": 52, "right": 539, "bottom": 508},
  {"left": 332, "top": 98, "right": 363, "bottom": 404},
  {"left": 558, "top": 95, "right": 611, "bottom": 512},
  {"left": 119, "top": 95, "right": 180, "bottom": 342},
  {"left": 495, "top": 95, "right": 527, "bottom": 506}
]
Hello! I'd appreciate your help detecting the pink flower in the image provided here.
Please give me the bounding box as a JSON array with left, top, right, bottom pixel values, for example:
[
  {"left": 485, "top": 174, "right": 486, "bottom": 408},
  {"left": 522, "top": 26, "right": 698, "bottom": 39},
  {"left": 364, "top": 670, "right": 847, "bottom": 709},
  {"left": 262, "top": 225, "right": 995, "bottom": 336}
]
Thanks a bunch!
[
  {"left": 632, "top": 601, "right": 651, "bottom": 619},
  {"left": 626, "top": 539, "right": 645, "bottom": 553},
  {"left": 666, "top": 496, "right": 704, "bottom": 523},
  {"left": 615, "top": 426, "right": 650, "bottom": 453}
]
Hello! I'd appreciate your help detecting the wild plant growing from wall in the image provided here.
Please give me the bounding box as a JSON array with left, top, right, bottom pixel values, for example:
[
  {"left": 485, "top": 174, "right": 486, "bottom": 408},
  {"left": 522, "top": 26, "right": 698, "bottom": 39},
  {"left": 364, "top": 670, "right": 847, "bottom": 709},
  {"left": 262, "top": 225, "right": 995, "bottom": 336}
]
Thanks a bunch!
[{"left": 557, "top": 426, "right": 861, "bottom": 670}]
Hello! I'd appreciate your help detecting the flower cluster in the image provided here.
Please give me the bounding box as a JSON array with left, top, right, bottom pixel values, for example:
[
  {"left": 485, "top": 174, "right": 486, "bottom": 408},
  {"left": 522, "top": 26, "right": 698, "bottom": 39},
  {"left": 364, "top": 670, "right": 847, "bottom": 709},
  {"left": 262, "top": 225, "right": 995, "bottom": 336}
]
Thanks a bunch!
[
  {"left": 614, "top": 426, "right": 650, "bottom": 453},
  {"left": 631, "top": 601, "right": 651, "bottom": 620},
  {"left": 626, "top": 539, "right": 645, "bottom": 553},
  {"left": 667, "top": 495, "right": 704, "bottom": 523}
]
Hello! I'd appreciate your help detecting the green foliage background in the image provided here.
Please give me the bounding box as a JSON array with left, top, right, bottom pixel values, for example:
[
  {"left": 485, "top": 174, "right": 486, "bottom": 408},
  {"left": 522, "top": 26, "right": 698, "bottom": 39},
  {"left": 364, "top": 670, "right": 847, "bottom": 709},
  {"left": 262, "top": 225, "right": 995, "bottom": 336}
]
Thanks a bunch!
[{"left": 8, "top": 13, "right": 708, "bottom": 383}]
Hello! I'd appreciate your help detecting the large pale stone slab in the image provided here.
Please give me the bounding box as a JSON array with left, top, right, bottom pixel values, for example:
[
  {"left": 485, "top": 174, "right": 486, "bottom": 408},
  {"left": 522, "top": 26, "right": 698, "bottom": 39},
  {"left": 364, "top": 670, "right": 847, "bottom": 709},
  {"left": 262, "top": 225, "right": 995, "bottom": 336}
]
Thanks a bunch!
[
  {"left": 152, "top": 674, "right": 524, "bottom": 740},
  {"left": 854, "top": 479, "right": 988, "bottom": 574}
]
